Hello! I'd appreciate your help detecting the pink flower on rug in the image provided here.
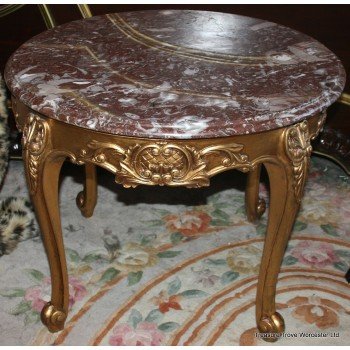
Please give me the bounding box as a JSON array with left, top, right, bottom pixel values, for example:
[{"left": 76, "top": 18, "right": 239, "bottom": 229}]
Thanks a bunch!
[
  {"left": 24, "top": 276, "right": 87, "bottom": 313},
  {"left": 164, "top": 210, "right": 211, "bottom": 237},
  {"left": 24, "top": 278, "right": 50, "bottom": 312},
  {"left": 291, "top": 241, "right": 339, "bottom": 268},
  {"left": 109, "top": 322, "right": 165, "bottom": 346}
]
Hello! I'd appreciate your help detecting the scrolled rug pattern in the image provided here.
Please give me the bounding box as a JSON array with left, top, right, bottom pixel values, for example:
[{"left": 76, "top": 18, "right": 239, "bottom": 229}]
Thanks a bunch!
[{"left": 0, "top": 156, "right": 349, "bottom": 345}]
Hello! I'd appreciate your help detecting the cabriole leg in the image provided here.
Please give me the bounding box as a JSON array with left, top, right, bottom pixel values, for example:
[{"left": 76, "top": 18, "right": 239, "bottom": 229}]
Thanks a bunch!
[
  {"left": 27, "top": 155, "right": 68, "bottom": 332},
  {"left": 256, "top": 121, "right": 311, "bottom": 341},
  {"left": 22, "top": 115, "right": 68, "bottom": 332}
]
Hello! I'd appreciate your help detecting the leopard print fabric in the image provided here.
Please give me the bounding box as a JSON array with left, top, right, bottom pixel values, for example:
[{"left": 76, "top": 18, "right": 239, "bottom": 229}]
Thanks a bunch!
[
  {"left": 0, "top": 74, "right": 38, "bottom": 256},
  {"left": 0, "top": 197, "right": 37, "bottom": 256}
]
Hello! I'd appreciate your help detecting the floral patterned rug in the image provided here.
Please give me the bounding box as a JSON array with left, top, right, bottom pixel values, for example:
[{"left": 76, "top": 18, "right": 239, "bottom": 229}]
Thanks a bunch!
[{"left": 0, "top": 156, "right": 349, "bottom": 345}]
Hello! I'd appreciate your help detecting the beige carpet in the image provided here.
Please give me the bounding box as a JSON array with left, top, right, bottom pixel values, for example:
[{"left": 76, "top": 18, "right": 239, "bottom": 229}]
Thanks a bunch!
[{"left": 0, "top": 156, "right": 349, "bottom": 345}]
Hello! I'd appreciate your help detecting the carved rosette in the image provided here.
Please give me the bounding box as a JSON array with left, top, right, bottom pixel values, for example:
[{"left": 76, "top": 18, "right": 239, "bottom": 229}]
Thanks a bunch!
[
  {"left": 22, "top": 114, "right": 49, "bottom": 194},
  {"left": 79, "top": 140, "right": 251, "bottom": 188},
  {"left": 285, "top": 120, "right": 312, "bottom": 203}
]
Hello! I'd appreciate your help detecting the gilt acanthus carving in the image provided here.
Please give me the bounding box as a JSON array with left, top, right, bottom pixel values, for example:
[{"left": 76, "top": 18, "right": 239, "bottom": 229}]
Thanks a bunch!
[
  {"left": 285, "top": 120, "right": 312, "bottom": 203},
  {"left": 79, "top": 140, "right": 252, "bottom": 188},
  {"left": 22, "top": 114, "right": 48, "bottom": 194}
]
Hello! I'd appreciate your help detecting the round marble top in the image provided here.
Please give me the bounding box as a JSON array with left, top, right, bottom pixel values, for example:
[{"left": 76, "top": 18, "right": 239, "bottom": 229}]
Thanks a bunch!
[{"left": 5, "top": 10, "right": 346, "bottom": 139}]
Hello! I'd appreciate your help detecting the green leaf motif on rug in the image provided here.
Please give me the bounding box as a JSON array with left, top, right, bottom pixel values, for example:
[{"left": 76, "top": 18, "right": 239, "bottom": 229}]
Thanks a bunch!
[
  {"left": 221, "top": 271, "right": 239, "bottom": 285},
  {"left": 152, "top": 208, "right": 171, "bottom": 216},
  {"left": 128, "top": 271, "right": 143, "bottom": 286},
  {"left": 24, "top": 311, "right": 40, "bottom": 325},
  {"left": 157, "top": 251, "right": 181, "bottom": 258},
  {"left": 66, "top": 248, "right": 81, "bottom": 263},
  {"left": 10, "top": 300, "right": 31, "bottom": 315},
  {"left": 140, "top": 234, "right": 157, "bottom": 246},
  {"left": 212, "top": 208, "right": 230, "bottom": 221},
  {"left": 0, "top": 288, "right": 25, "bottom": 298},
  {"left": 321, "top": 224, "right": 339, "bottom": 236},
  {"left": 145, "top": 309, "right": 164, "bottom": 323},
  {"left": 99, "top": 267, "right": 120, "bottom": 283},
  {"left": 168, "top": 277, "right": 182, "bottom": 295},
  {"left": 215, "top": 202, "right": 232, "bottom": 209},
  {"left": 170, "top": 232, "right": 184, "bottom": 245},
  {"left": 128, "top": 309, "right": 143, "bottom": 328},
  {"left": 178, "top": 289, "right": 208, "bottom": 298},
  {"left": 334, "top": 261, "right": 349, "bottom": 272},
  {"left": 204, "top": 258, "right": 227, "bottom": 266},
  {"left": 283, "top": 255, "right": 298, "bottom": 266},
  {"left": 293, "top": 221, "right": 307, "bottom": 231},
  {"left": 210, "top": 219, "right": 229, "bottom": 227},
  {"left": 235, "top": 205, "right": 246, "bottom": 215},
  {"left": 158, "top": 322, "right": 180, "bottom": 332},
  {"left": 334, "top": 249, "right": 350, "bottom": 258},
  {"left": 25, "top": 269, "right": 44, "bottom": 282},
  {"left": 82, "top": 251, "right": 105, "bottom": 263}
]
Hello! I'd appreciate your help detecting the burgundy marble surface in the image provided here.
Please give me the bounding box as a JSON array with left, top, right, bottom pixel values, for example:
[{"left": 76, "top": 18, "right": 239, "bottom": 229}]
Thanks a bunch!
[{"left": 5, "top": 10, "right": 346, "bottom": 139}]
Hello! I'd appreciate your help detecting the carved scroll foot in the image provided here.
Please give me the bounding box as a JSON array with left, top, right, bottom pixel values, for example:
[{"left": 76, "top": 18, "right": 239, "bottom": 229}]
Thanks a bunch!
[
  {"left": 258, "top": 312, "right": 285, "bottom": 342},
  {"left": 41, "top": 302, "right": 67, "bottom": 332},
  {"left": 76, "top": 163, "right": 97, "bottom": 218},
  {"left": 245, "top": 164, "right": 266, "bottom": 222}
]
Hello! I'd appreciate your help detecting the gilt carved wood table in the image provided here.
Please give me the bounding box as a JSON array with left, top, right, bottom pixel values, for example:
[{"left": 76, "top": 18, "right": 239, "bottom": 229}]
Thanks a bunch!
[{"left": 4, "top": 10, "right": 345, "bottom": 340}]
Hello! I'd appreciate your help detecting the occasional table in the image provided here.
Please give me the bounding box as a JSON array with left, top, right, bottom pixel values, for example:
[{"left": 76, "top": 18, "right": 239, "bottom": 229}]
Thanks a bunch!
[{"left": 5, "top": 10, "right": 345, "bottom": 340}]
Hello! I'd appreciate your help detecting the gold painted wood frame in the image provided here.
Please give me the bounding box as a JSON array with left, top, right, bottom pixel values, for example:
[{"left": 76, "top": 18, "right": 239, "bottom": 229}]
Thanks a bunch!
[{"left": 12, "top": 96, "right": 325, "bottom": 340}]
